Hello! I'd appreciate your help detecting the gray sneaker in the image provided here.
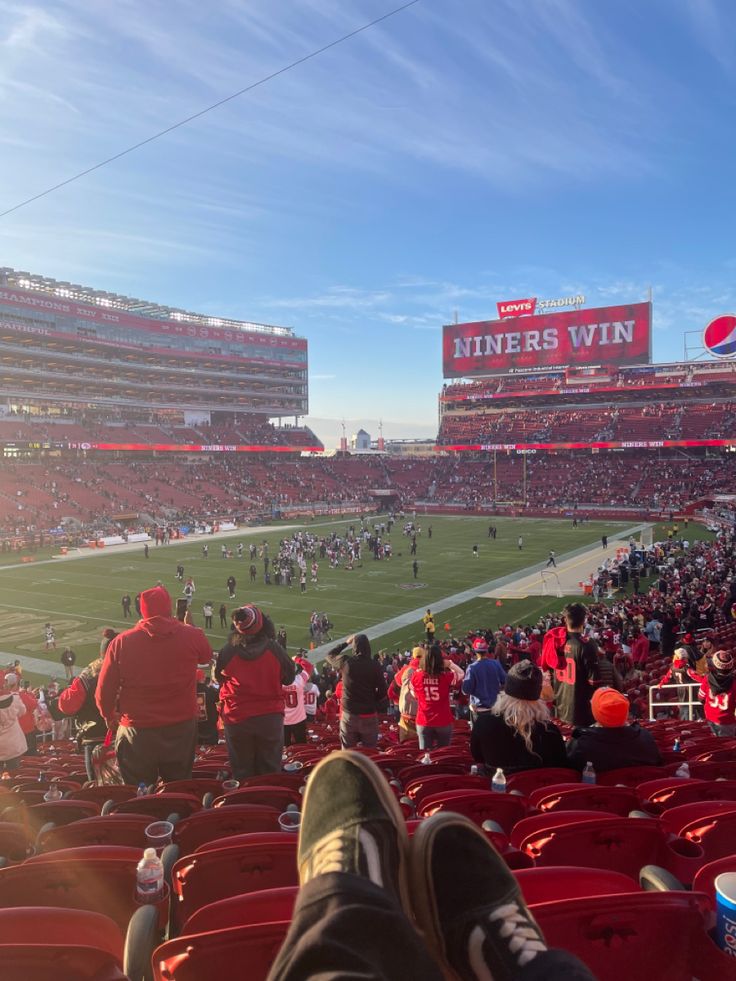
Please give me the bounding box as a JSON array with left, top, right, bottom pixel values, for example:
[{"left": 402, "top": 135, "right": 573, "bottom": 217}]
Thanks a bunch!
[{"left": 298, "top": 750, "right": 411, "bottom": 912}]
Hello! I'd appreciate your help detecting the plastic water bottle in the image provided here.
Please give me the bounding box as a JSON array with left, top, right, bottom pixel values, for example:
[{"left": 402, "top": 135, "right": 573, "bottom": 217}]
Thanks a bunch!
[
  {"left": 492, "top": 768, "right": 506, "bottom": 793},
  {"left": 470, "top": 764, "right": 479, "bottom": 776},
  {"left": 676, "top": 762, "right": 690, "bottom": 779},
  {"left": 43, "top": 784, "right": 63, "bottom": 802},
  {"left": 582, "top": 762, "right": 596, "bottom": 785},
  {"left": 136, "top": 847, "right": 164, "bottom": 904},
  {"left": 421, "top": 752, "right": 432, "bottom": 765},
  {"left": 136, "top": 782, "right": 148, "bottom": 797},
  {"left": 673, "top": 738, "right": 681, "bottom": 753}
]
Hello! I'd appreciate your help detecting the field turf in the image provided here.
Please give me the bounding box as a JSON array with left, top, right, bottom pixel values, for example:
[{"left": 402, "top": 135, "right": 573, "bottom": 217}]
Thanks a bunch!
[{"left": 0, "top": 514, "right": 644, "bottom": 682}]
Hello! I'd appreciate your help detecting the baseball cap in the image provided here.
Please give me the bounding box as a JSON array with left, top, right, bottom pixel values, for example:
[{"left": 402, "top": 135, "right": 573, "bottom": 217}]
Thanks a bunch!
[{"left": 472, "top": 637, "right": 488, "bottom": 653}]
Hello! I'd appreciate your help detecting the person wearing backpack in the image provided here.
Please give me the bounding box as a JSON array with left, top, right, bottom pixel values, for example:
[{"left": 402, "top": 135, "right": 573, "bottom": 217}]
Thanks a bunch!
[{"left": 388, "top": 647, "right": 423, "bottom": 743}]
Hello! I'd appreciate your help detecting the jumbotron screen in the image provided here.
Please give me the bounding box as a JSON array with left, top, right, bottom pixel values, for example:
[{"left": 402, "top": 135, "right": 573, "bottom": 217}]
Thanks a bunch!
[{"left": 443, "top": 302, "right": 652, "bottom": 378}]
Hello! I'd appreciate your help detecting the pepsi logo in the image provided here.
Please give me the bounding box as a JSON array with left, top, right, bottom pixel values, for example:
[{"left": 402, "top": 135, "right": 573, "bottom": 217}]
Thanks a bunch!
[{"left": 703, "top": 314, "right": 736, "bottom": 359}]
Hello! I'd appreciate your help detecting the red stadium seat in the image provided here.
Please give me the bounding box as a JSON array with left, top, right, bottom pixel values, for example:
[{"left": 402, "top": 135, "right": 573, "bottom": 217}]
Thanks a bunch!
[
  {"left": 174, "top": 805, "right": 282, "bottom": 856},
  {"left": 533, "top": 891, "right": 736, "bottom": 981},
  {"left": 182, "top": 885, "right": 298, "bottom": 934},
  {"left": 688, "top": 761, "right": 736, "bottom": 781},
  {"left": 417, "top": 789, "right": 529, "bottom": 834},
  {"left": 0, "top": 822, "right": 34, "bottom": 862},
  {"left": 596, "top": 766, "right": 667, "bottom": 787},
  {"left": 153, "top": 922, "right": 288, "bottom": 981},
  {"left": 0, "top": 946, "right": 127, "bottom": 981},
  {"left": 157, "top": 779, "right": 226, "bottom": 800},
  {"left": 658, "top": 801, "right": 736, "bottom": 837},
  {"left": 396, "top": 762, "right": 468, "bottom": 786},
  {"left": 532, "top": 784, "right": 640, "bottom": 816},
  {"left": 639, "top": 779, "right": 736, "bottom": 813},
  {"left": 505, "top": 767, "right": 581, "bottom": 795},
  {"left": 111, "top": 792, "right": 202, "bottom": 820},
  {"left": 66, "top": 785, "right": 138, "bottom": 806},
  {"left": 679, "top": 807, "right": 736, "bottom": 865},
  {"left": 193, "top": 831, "right": 294, "bottom": 855},
  {"left": 0, "top": 847, "right": 147, "bottom": 932},
  {"left": 26, "top": 799, "right": 100, "bottom": 829},
  {"left": 170, "top": 836, "right": 298, "bottom": 931},
  {"left": 211, "top": 787, "right": 301, "bottom": 811},
  {"left": 0, "top": 906, "right": 124, "bottom": 958},
  {"left": 37, "top": 814, "right": 154, "bottom": 852},
  {"left": 403, "top": 774, "right": 490, "bottom": 806},
  {"left": 691, "top": 854, "right": 736, "bottom": 909},
  {"left": 238, "top": 773, "right": 306, "bottom": 790},
  {"left": 515, "top": 814, "right": 705, "bottom": 884},
  {"left": 514, "top": 866, "right": 639, "bottom": 905}
]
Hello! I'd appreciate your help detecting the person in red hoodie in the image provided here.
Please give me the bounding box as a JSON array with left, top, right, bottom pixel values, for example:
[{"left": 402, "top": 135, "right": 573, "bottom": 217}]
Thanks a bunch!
[
  {"left": 96, "top": 586, "right": 212, "bottom": 786},
  {"left": 630, "top": 629, "right": 650, "bottom": 668},
  {"left": 388, "top": 647, "right": 422, "bottom": 743},
  {"left": 215, "top": 604, "right": 296, "bottom": 779}
]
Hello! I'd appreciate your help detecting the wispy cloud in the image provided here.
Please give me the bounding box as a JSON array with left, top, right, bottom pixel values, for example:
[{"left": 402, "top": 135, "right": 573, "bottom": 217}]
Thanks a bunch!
[{"left": 683, "top": 0, "right": 735, "bottom": 71}]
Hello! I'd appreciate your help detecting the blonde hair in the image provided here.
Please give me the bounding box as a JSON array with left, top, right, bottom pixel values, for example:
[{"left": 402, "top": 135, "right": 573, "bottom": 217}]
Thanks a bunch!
[{"left": 491, "top": 692, "right": 551, "bottom": 754}]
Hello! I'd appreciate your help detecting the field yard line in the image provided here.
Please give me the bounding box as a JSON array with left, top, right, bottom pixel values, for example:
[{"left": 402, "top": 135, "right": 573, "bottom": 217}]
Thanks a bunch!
[{"left": 305, "top": 523, "right": 649, "bottom": 661}]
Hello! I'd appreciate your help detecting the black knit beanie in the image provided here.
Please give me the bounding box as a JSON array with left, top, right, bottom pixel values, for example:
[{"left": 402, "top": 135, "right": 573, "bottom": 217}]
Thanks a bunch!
[{"left": 504, "top": 661, "right": 543, "bottom": 701}]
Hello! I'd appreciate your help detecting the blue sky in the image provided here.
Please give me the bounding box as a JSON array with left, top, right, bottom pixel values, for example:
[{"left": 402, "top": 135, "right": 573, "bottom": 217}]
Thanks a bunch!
[{"left": 1, "top": 0, "right": 736, "bottom": 447}]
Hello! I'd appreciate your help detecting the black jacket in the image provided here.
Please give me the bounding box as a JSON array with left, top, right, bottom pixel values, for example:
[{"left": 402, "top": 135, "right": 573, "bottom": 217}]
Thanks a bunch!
[
  {"left": 471, "top": 713, "right": 567, "bottom": 774},
  {"left": 327, "top": 644, "right": 387, "bottom": 715},
  {"left": 566, "top": 723, "right": 662, "bottom": 773}
]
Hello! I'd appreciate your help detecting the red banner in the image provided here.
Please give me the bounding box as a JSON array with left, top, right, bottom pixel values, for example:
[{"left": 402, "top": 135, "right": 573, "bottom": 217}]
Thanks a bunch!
[
  {"left": 497, "top": 298, "right": 536, "bottom": 318},
  {"left": 437, "top": 438, "right": 734, "bottom": 452},
  {"left": 443, "top": 302, "right": 651, "bottom": 378}
]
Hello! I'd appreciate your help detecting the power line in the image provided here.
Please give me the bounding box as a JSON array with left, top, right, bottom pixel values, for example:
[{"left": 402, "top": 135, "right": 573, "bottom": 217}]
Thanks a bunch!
[{"left": 0, "top": 0, "right": 421, "bottom": 221}]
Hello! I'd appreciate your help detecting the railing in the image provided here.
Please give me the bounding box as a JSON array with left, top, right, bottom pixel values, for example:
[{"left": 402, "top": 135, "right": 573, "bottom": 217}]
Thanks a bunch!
[{"left": 648, "top": 681, "right": 701, "bottom": 722}]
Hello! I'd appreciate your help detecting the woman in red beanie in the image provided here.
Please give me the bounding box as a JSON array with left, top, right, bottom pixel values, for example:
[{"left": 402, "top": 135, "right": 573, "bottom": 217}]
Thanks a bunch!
[{"left": 216, "top": 605, "right": 296, "bottom": 779}]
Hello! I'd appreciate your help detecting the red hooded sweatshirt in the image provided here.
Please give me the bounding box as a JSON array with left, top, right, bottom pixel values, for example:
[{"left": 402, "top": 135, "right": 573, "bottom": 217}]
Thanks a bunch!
[
  {"left": 96, "top": 586, "right": 212, "bottom": 729},
  {"left": 541, "top": 626, "right": 568, "bottom": 672}
]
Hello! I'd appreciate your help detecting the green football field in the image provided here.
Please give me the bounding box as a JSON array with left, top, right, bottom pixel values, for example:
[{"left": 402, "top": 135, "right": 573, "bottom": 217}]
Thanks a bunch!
[{"left": 0, "top": 513, "right": 647, "bottom": 683}]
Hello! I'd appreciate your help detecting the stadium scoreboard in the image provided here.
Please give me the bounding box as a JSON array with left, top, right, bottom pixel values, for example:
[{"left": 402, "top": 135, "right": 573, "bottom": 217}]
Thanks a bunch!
[{"left": 443, "top": 301, "right": 652, "bottom": 378}]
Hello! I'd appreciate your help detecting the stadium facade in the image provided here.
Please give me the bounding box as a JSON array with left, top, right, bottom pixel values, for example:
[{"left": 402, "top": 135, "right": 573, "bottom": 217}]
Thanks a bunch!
[{"left": 0, "top": 268, "right": 318, "bottom": 453}]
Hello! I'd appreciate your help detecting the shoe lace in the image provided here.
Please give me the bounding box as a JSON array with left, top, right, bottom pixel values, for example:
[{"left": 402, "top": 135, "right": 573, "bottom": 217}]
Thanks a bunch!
[
  {"left": 305, "top": 827, "right": 352, "bottom": 876},
  {"left": 488, "top": 902, "right": 547, "bottom": 967}
]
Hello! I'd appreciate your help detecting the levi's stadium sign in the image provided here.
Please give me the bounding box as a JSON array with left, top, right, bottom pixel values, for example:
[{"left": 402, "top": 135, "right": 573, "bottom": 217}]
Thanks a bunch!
[
  {"left": 442, "top": 301, "right": 651, "bottom": 379},
  {"left": 496, "top": 294, "right": 585, "bottom": 318}
]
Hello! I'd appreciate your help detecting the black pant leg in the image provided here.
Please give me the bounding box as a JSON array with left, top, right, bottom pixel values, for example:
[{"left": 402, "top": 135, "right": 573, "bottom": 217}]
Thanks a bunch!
[
  {"left": 224, "top": 720, "right": 258, "bottom": 780},
  {"left": 267, "top": 872, "right": 444, "bottom": 981}
]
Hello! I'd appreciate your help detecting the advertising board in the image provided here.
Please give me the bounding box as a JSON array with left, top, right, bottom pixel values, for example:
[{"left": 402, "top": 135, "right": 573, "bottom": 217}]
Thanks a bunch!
[{"left": 443, "top": 302, "right": 651, "bottom": 378}]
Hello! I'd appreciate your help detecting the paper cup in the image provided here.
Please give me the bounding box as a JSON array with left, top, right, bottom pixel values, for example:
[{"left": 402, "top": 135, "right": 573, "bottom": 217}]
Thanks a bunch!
[
  {"left": 278, "top": 811, "right": 301, "bottom": 833},
  {"left": 145, "top": 820, "right": 174, "bottom": 854},
  {"left": 716, "top": 872, "right": 736, "bottom": 957}
]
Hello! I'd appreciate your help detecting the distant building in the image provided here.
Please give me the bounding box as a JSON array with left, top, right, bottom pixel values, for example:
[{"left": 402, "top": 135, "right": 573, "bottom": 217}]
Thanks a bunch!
[{"left": 351, "top": 428, "right": 371, "bottom": 451}]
